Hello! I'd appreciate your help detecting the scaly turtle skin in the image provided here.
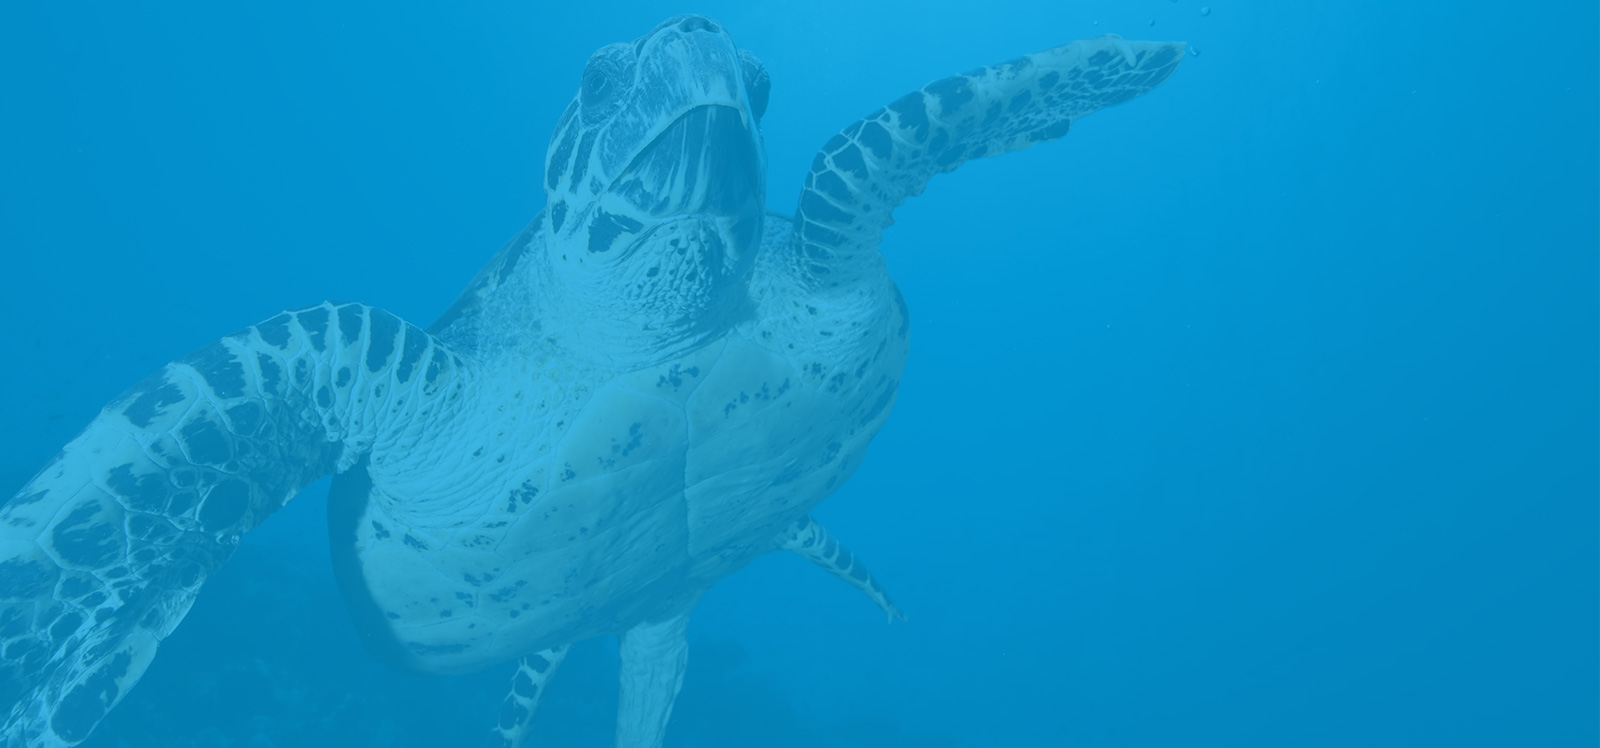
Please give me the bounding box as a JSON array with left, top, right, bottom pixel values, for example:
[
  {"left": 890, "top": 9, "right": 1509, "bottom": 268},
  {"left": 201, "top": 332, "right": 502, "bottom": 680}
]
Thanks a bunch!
[{"left": 0, "top": 16, "right": 1183, "bottom": 748}]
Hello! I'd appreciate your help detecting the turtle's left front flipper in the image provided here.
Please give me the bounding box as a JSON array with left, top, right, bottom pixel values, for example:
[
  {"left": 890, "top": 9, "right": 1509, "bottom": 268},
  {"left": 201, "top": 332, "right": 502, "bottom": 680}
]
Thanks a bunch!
[
  {"left": 0, "top": 302, "right": 474, "bottom": 747},
  {"left": 790, "top": 34, "right": 1185, "bottom": 290},
  {"left": 781, "top": 515, "right": 906, "bottom": 623}
]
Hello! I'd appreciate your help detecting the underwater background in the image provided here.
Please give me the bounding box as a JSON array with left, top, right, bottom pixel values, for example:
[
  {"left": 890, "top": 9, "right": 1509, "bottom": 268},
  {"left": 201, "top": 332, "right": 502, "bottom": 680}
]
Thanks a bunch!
[{"left": 1, "top": 0, "right": 1595, "bottom": 746}]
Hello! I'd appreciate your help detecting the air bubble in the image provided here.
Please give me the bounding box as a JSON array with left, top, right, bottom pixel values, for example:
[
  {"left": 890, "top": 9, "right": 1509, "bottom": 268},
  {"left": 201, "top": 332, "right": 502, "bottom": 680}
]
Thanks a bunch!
[
  {"left": 1189, "top": 47, "right": 1201, "bottom": 57},
  {"left": 1199, "top": 6, "right": 1212, "bottom": 15}
]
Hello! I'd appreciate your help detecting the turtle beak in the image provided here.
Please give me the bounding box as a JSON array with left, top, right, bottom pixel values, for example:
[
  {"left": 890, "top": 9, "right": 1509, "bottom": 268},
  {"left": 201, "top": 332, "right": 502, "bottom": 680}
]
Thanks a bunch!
[
  {"left": 612, "top": 104, "right": 761, "bottom": 219},
  {"left": 604, "top": 19, "right": 765, "bottom": 263},
  {"left": 577, "top": 16, "right": 765, "bottom": 270},
  {"left": 612, "top": 16, "right": 763, "bottom": 195}
]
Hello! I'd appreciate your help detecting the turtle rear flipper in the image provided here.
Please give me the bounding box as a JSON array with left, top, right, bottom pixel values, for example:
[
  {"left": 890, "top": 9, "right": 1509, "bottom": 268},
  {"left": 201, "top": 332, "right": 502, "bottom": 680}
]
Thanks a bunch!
[
  {"left": 488, "top": 646, "right": 571, "bottom": 748},
  {"left": 792, "top": 35, "right": 1185, "bottom": 290},
  {"left": 781, "top": 514, "right": 906, "bottom": 622},
  {"left": 0, "top": 302, "right": 474, "bottom": 747}
]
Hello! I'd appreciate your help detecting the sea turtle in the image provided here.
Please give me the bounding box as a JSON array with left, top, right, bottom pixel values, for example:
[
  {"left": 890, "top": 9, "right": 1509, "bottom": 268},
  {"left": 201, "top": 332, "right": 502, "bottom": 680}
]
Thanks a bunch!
[{"left": 0, "top": 15, "right": 1184, "bottom": 747}]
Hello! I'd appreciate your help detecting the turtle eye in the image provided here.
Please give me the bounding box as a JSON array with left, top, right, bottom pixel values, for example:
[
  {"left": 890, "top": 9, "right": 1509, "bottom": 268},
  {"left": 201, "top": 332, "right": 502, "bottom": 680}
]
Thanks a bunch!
[
  {"left": 582, "top": 66, "right": 611, "bottom": 100},
  {"left": 738, "top": 49, "right": 770, "bottom": 122},
  {"left": 579, "top": 43, "right": 634, "bottom": 116}
]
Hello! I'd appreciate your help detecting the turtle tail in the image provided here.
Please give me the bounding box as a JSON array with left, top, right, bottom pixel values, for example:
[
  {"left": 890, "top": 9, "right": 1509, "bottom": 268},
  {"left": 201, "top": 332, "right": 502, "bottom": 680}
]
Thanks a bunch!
[
  {"left": 791, "top": 34, "right": 1185, "bottom": 290},
  {"left": 0, "top": 302, "right": 470, "bottom": 747}
]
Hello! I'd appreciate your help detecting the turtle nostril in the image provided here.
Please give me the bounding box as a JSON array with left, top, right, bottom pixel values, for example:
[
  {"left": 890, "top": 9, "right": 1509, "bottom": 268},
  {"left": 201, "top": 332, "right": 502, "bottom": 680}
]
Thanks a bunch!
[{"left": 678, "top": 16, "right": 718, "bottom": 34}]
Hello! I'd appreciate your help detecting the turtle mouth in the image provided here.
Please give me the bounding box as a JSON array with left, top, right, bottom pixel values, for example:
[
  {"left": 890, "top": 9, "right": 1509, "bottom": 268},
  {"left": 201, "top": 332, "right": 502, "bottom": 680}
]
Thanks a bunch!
[{"left": 611, "top": 104, "right": 762, "bottom": 219}]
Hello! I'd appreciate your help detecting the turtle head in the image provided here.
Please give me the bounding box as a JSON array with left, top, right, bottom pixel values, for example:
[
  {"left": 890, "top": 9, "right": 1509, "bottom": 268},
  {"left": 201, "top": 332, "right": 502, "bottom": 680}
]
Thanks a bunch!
[{"left": 539, "top": 15, "right": 768, "bottom": 351}]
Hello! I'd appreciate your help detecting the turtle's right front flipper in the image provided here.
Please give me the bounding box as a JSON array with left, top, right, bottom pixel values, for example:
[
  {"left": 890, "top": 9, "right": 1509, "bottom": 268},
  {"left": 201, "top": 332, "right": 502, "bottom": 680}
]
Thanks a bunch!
[{"left": 0, "top": 302, "right": 473, "bottom": 747}]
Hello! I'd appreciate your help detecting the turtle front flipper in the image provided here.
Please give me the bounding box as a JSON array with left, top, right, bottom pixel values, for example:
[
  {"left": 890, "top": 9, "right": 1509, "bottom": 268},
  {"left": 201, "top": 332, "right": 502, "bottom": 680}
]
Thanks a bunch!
[
  {"left": 0, "top": 302, "right": 475, "bottom": 747},
  {"left": 791, "top": 35, "right": 1185, "bottom": 289},
  {"left": 488, "top": 645, "right": 571, "bottom": 748},
  {"left": 780, "top": 514, "right": 906, "bottom": 623}
]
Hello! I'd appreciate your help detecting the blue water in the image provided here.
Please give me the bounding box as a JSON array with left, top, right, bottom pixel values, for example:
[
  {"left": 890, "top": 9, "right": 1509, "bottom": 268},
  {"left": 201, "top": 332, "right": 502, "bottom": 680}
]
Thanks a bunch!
[{"left": 1, "top": 1, "right": 1595, "bottom": 746}]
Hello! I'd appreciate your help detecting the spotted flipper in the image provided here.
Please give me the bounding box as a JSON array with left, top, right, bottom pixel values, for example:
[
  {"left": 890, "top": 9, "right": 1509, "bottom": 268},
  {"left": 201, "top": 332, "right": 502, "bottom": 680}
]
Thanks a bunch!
[
  {"left": 780, "top": 515, "right": 906, "bottom": 623},
  {"left": 0, "top": 302, "right": 474, "bottom": 748},
  {"left": 487, "top": 645, "right": 571, "bottom": 748},
  {"left": 792, "top": 34, "right": 1185, "bottom": 289},
  {"left": 615, "top": 613, "right": 691, "bottom": 748}
]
